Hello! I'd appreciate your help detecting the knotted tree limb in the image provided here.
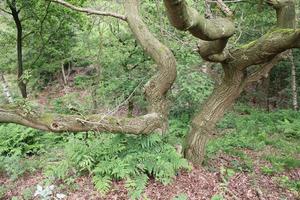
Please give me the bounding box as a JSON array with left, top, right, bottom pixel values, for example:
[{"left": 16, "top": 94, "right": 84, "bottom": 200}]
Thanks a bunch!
[
  {"left": 0, "top": 107, "right": 161, "bottom": 134},
  {"left": 163, "top": 0, "right": 300, "bottom": 165},
  {"left": 163, "top": 0, "right": 235, "bottom": 40},
  {"left": 163, "top": 0, "right": 235, "bottom": 61}
]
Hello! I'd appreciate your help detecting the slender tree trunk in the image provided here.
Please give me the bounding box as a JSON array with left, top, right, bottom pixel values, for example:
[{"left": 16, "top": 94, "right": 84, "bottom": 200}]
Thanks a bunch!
[
  {"left": 0, "top": 73, "right": 13, "bottom": 103},
  {"left": 185, "top": 69, "right": 245, "bottom": 165},
  {"left": 61, "top": 62, "right": 67, "bottom": 85},
  {"left": 290, "top": 51, "right": 298, "bottom": 110},
  {"left": 9, "top": 2, "right": 27, "bottom": 98}
]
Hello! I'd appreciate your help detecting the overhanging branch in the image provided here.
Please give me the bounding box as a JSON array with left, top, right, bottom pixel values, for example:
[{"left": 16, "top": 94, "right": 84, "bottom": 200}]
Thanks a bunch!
[{"left": 51, "top": 0, "right": 127, "bottom": 21}]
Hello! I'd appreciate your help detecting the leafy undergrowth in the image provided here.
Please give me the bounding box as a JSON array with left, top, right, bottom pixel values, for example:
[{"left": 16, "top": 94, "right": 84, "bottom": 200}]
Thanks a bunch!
[
  {"left": 0, "top": 126, "right": 190, "bottom": 200},
  {"left": 206, "top": 106, "right": 300, "bottom": 197},
  {"left": 0, "top": 107, "right": 299, "bottom": 199}
]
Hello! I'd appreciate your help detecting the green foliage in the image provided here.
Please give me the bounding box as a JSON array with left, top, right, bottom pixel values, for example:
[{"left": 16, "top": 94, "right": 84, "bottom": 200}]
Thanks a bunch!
[
  {"left": 276, "top": 176, "right": 300, "bottom": 194},
  {"left": 44, "top": 133, "right": 190, "bottom": 199},
  {"left": 209, "top": 108, "right": 300, "bottom": 173},
  {"left": 211, "top": 194, "right": 224, "bottom": 200},
  {"left": 0, "top": 154, "right": 39, "bottom": 180},
  {"left": 0, "top": 185, "right": 6, "bottom": 199},
  {"left": 21, "top": 187, "right": 35, "bottom": 200},
  {"left": 171, "top": 58, "right": 214, "bottom": 117},
  {"left": 0, "top": 124, "right": 61, "bottom": 156}
]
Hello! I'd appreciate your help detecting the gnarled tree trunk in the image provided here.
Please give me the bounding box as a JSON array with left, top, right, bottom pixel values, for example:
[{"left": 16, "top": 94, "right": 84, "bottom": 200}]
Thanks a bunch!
[
  {"left": 164, "top": 0, "right": 299, "bottom": 165},
  {"left": 185, "top": 69, "right": 245, "bottom": 165}
]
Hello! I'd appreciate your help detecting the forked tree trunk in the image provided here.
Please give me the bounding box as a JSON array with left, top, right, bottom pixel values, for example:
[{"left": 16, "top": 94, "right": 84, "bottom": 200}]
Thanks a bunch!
[{"left": 185, "top": 69, "right": 245, "bottom": 165}]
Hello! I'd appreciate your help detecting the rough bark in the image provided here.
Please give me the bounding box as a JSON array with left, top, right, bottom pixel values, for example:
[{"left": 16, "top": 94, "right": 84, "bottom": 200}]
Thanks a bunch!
[
  {"left": 163, "top": 0, "right": 235, "bottom": 62},
  {"left": 8, "top": 0, "right": 27, "bottom": 98},
  {"left": 185, "top": 68, "right": 246, "bottom": 165}
]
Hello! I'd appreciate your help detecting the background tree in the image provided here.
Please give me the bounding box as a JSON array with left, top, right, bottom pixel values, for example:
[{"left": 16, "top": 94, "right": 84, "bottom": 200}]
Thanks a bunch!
[{"left": 0, "top": 0, "right": 83, "bottom": 97}]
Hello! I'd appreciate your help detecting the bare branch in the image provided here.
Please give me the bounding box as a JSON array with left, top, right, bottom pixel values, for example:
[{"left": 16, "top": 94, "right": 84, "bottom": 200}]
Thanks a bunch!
[
  {"left": 125, "top": 0, "right": 177, "bottom": 133},
  {"left": 0, "top": 7, "right": 12, "bottom": 15},
  {"left": 215, "top": 0, "right": 234, "bottom": 17},
  {"left": 51, "top": 0, "right": 127, "bottom": 21}
]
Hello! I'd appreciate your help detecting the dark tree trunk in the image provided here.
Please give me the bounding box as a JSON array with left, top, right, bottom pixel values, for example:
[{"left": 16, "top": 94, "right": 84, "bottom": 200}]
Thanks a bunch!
[
  {"left": 9, "top": 1, "right": 27, "bottom": 98},
  {"left": 128, "top": 98, "right": 134, "bottom": 118}
]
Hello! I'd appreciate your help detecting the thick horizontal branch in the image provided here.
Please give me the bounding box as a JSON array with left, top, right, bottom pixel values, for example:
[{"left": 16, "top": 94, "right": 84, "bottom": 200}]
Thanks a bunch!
[
  {"left": 51, "top": 0, "right": 127, "bottom": 21},
  {"left": 228, "top": 29, "right": 300, "bottom": 69},
  {"left": 0, "top": 106, "right": 162, "bottom": 134}
]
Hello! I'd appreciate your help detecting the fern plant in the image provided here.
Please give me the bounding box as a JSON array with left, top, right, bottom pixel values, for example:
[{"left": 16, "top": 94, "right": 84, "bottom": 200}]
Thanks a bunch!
[
  {"left": 0, "top": 124, "right": 63, "bottom": 156},
  {"left": 45, "top": 133, "right": 190, "bottom": 199}
]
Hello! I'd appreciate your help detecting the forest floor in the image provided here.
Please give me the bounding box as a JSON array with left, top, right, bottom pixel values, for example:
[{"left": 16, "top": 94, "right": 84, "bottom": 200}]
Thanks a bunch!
[{"left": 1, "top": 149, "right": 299, "bottom": 200}]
